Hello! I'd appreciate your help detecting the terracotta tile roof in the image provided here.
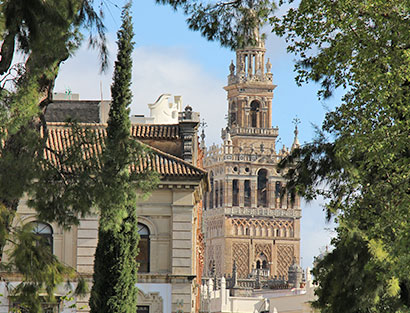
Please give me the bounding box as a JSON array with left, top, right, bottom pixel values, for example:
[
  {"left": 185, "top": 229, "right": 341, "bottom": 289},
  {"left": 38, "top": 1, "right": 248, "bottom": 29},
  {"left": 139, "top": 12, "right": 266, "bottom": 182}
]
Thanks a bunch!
[
  {"left": 133, "top": 145, "right": 206, "bottom": 177},
  {"left": 43, "top": 123, "right": 204, "bottom": 178},
  {"left": 130, "top": 124, "right": 180, "bottom": 139},
  {"left": 47, "top": 122, "right": 180, "bottom": 140}
]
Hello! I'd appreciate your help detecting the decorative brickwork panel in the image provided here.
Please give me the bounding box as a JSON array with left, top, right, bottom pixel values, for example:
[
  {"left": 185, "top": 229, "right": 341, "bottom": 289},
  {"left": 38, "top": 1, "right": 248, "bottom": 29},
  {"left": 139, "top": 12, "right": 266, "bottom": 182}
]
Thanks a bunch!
[
  {"left": 277, "top": 244, "right": 294, "bottom": 279},
  {"left": 232, "top": 242, "right": 249, "bottom": 278},
  {"left": 231, "top": 218, "right": 294, "bottom": 238},
  {"left": 206, "top": 219, "right": 224, "bottom": 239},
  {"left": 215, "top": 245, "right": 222, "bottom": 275},
  {"left": 255, "top": 243, "right": 272, "bottom": 262},
  {"left": 206, "top": 245, "right": 214, "bottom": 276}
]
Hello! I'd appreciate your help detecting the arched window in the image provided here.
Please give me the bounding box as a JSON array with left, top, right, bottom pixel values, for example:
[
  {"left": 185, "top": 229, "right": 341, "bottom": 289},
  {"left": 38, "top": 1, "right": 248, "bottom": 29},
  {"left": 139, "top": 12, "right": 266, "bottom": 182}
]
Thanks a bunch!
[
  {"left": 257, "top": 169, "right": 268, "bottom": 207},
  {"left": 256, "top": 253, "right": 268, "bottom": 270},
  {"left": 262, "top": 260, "right": 268, "bottom": 269},
  {"left": 137, "top": 223, "right": 150, "bottom": 273},
  {"left": 31, "top": 221, "right": 53, "bottom": 252},
  {"left": 250, "top": 101, "right": 260, "bottom": 127}
]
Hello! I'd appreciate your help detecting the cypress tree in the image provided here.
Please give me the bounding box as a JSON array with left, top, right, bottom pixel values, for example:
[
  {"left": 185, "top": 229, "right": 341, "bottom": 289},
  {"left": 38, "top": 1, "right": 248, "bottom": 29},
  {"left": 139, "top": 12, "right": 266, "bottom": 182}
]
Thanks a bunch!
[{"left": 90, "top": 3, "right": 140, "bottom": 312}]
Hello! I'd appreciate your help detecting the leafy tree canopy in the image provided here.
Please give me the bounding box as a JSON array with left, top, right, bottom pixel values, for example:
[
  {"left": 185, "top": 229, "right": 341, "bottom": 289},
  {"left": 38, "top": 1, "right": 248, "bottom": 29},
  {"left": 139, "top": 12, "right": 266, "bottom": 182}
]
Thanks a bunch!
[
  {"left": 157, "top": 0, "right": 277, "bottom": 49},
  {"left": 272, "top": 0, "right": 410, "bottom": 311},
  {"left": 0, "top": 1, "right": 107, "bottom": 312}
]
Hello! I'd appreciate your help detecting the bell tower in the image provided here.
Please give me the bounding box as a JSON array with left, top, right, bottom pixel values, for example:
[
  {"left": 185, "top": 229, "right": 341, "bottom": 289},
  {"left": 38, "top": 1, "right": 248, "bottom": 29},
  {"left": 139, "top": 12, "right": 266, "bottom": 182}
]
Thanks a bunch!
[
  {"left": 203, "top": 28, "right": 301, "bottom": 281},
  {"left": 223, "top": 32, "right": 278, "bottom": 151}
]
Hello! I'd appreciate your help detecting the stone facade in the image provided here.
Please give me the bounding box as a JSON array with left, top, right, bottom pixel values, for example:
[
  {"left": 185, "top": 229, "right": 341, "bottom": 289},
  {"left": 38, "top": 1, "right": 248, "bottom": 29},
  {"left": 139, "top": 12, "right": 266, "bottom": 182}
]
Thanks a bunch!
[
  {"left": 203, "top": 36, "right": 301, "bottom": 281},
  {"left": 0, "top": 99, "right": 207, "bottom": 313}
]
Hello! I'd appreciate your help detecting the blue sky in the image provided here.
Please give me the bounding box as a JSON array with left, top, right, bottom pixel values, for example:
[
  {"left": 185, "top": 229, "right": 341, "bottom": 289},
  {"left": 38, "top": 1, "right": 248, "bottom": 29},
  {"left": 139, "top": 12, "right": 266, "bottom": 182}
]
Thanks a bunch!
[{"left": 55, "top": 0, "right": 339, "bottom": 268}]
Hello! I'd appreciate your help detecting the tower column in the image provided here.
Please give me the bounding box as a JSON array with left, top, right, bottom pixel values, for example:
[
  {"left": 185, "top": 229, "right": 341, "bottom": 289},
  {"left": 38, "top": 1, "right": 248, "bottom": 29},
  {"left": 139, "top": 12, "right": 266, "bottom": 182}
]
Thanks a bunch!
[
  {"left": 261, "top": 111, "right": 265, "bottom": 128},
  {"left": 256, "top": 111, "right": 260, "bottom": 128},
  {"left": 269, "top": 180, "right": 275, "bottom": 209},
  {"left": 251, "top": 180, "right": 257, "bottom": 208},
  {"left": 226, "top": 180, "right": 232, "bottom": 207},
  {"left": 239, "top": 101, "right": 245, "bottom": 127},
  {"left": 239, "top": 180, "right": 245, "bottom": 207},
  {"left": 262, "top": 53, "right": 265, "bottom": 75},
  {"left": 280, "top": 182, "right": 285, "bottom": 208},
  {"left": 248, "top": 53, "right": 252, "bottom": 76},
  {"left": 215, "top": 181, "right": 219, "bottom": 208}
]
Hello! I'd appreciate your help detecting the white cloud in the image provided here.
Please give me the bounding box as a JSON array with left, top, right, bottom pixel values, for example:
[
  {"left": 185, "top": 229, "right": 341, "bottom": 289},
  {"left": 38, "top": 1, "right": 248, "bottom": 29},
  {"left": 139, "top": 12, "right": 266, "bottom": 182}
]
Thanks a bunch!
[
  {"left": 55, "top": 43, "right": 226, "bottom": 145},
  {"left": 130, "top": 46, "right": 226, "bottom": 145}
]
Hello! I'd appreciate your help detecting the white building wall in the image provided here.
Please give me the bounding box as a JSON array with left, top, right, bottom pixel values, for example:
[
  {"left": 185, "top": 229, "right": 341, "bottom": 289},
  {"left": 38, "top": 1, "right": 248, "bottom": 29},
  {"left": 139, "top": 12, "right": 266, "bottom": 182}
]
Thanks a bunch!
[{"left": 137, "top": 283, "right": 172, "bottom": 313}]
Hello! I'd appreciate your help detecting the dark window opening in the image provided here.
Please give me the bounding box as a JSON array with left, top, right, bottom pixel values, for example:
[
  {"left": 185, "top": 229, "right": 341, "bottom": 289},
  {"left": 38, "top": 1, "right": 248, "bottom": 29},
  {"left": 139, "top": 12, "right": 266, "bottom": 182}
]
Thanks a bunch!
[
  {"left": 250, "top": 101, "right": 260, "bottom": 127},
  {"left": 137, "top": 306, "right": 150, "bottom": 313},
  {"left": 275, "top": 182, "right": 281, "bottom": 198},
  {"left": 31, "top": 221, "right": 53, "bottom": 253},
  {"left": 256, "top": 253, "right": 268, "bottom": 270},
  {"left": 137, "top": 223, "right": 150, "bottom": 273},
  {"left": 262, "top": 260, "right": 268, "bottom": 269},
  {"left": 232, "top": 180, "right": 239, "bottom": 206},
  {"left": 244, "top": 180, "right": 251, "bottom": 207},
  {"left": 230, "top": 112, "right": 236, "bottom": 126},
  {"left": 257, "top": 169, "right": 268, "bottom": 207}
]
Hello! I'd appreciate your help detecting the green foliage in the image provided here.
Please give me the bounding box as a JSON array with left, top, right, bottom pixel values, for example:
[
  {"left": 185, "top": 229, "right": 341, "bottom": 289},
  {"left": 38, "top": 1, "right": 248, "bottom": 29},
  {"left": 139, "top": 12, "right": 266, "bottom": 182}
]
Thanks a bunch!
[
  {"left": 1, "top": 222, "right": 87, "bottom": 313},
  {"left": 312, "top": 228, "right": 405, "bottom": 313},
  {"left": 157, "top": 0, "right": 276, "bottom": 49},
  {"left": 273, "top": 0, "right": 410, "bottom": 311},
  {"left": 0, "top": 0, "right": 108, "bottom": 310},
  {"left": 90, "top": 3, "right": 158, "bottom": 312},
  {"left": 29, "top": 123, "right": 104, "bottom": 227}
]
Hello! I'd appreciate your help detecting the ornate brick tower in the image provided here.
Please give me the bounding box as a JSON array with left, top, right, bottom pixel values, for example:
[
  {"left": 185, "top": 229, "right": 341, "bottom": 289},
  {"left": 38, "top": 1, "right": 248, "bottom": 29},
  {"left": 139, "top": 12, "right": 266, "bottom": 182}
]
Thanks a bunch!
[{"left": 203, "top": 32, "right": 301, "bottom": 280}]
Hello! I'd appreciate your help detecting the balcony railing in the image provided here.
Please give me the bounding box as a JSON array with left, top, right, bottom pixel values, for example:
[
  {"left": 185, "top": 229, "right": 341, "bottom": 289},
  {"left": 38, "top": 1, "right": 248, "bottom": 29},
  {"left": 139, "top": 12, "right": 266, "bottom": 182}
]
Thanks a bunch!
[
  {"left": 230, "top": 126, "right": 278, "bottom": 137},
  {"left": 203, "top": 207, "right": 301, "bottom": 219}
]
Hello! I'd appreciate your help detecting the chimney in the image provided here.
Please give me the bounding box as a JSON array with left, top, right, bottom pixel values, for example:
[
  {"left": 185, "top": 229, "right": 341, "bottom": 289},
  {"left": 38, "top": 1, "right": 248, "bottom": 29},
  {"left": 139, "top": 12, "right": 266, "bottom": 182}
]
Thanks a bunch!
[{"left": 178, "top": 105, "right": 200, "bottom": 164}]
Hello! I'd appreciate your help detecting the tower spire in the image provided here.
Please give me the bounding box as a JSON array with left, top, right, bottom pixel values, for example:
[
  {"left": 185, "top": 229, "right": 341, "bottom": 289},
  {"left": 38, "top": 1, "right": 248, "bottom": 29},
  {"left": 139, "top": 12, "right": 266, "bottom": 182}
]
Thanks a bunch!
[{"left": 291, "top": 117, "right": 301, "bottom": 151}]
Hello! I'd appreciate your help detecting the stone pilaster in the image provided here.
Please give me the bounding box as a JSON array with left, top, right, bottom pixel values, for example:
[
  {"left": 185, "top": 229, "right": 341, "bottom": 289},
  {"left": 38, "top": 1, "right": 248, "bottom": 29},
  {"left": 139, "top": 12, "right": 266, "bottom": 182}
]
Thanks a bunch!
[
  {"left": 226, "top": 180, "right": 232, "bottom": 207},
  {"left": 239, "top": 180, "right": 244, "bottom": 207},
  {"left": 251, "top": 180, "right": 257, "bottom": 208},
  {"left": 269, "top": 180, "right": 275, "bottom": 209}
]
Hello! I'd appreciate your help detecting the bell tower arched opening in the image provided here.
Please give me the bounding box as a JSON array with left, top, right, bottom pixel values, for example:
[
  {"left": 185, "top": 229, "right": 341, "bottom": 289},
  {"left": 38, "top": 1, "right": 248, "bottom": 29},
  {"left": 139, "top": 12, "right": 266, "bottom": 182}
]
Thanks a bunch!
[
  {"left": 257, "top": 169, "right": 268, "bottom": 207},
  {"left": 258, "top": 169, "right": 268, "bottom": 208},
  {"left": 250, "top": 100, "right": 260, "bottom": 127}
]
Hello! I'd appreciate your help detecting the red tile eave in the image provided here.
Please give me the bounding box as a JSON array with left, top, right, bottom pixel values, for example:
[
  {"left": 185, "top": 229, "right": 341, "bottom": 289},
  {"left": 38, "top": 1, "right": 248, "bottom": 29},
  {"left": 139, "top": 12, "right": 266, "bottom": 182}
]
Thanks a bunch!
[{"left": 41, "top": 123, "right": 206, "bottom": 179}]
